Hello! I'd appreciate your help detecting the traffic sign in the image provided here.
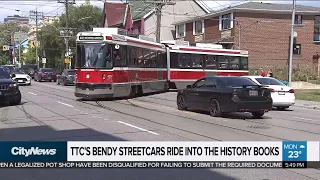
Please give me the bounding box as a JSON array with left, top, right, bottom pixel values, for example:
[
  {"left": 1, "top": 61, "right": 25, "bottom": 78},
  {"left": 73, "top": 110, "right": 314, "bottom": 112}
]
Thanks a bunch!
[
  {"left": 65, "top": 58, "right": 71, "bottom": 63},
  {"left": 42, "top": 58, "right": 46, "bottom": 64}
]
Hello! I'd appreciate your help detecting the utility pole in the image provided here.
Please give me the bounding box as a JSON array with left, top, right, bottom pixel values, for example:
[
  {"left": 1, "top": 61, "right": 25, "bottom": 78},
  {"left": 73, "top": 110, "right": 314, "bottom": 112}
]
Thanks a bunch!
[
  {"left": 58, "top": 0, "right": 75, "bottom": 69},
  {"left": 288, "top": 0, "right": 296, "bottom": 87},
  {"left": 155, "top": 0, "right": 175, "bottom": 43},
  {"left": 30, "top": 8, "right": 44, "bottom": 69}
]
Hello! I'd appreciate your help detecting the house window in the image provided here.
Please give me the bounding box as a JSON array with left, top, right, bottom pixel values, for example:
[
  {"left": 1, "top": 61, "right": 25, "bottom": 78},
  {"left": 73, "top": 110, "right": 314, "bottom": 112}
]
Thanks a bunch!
[
  {"left": 193, "top": 20, "right": 204, "bottom": 35},
  {"left": 176, "top": 24, "right": 185, "bottom": 38},
  {"left": 315, "top": 16, "right": 320, "bottom": 41},
  {"left": 221, "top": 13, "right": 231, "bottom": 30},
  {"left": 293, "top": 44, "right": 301, "bottom": 55},
  {"left": 295, "top": 15, "right": 302, "bottom": 25}
]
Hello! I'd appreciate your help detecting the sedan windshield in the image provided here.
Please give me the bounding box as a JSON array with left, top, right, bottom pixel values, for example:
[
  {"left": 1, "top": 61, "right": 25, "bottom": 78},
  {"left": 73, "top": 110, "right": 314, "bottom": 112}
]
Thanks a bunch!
[
  {"left": 41, "top": 68, "right": 54, "bottom": 72},
  {"left": 255, "top": 78, "right": 285, "bottom": 85},
  {"left": 11, "top": 69, "right": 27, "bottom": 74},
  {"left": 0, "top": 68, "right": 10, "bottom": 79}
]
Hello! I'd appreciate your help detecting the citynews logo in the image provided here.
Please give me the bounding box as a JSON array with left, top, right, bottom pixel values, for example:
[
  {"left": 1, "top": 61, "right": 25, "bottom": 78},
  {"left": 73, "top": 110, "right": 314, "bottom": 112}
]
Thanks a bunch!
[{"left": 11, "top": 147, "right": 57, "bottom": 157}]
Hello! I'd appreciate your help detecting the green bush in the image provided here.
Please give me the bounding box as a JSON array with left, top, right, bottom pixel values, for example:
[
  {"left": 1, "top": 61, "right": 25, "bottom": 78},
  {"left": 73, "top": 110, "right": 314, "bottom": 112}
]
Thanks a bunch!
[{"left": 249, "top": 67, "right": 318, "bottom": 82}]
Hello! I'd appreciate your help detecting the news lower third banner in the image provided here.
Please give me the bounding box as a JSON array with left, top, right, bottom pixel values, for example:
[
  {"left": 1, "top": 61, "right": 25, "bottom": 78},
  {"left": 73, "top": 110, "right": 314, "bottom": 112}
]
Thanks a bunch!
[{"left": 0, "top": 141, "right": 318, "bottom": 168}]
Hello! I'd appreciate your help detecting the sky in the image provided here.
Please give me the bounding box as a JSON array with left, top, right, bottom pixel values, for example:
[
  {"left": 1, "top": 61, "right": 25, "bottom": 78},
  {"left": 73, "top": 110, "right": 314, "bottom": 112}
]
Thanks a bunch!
[{"left": 0, "top": 0, "right": 320, "bottom": 22}]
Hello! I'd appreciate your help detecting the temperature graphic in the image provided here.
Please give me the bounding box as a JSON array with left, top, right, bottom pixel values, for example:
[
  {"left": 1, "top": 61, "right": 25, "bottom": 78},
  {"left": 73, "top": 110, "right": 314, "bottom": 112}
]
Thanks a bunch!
[{"left": 282, "top": 141, "right": 307, "bottom": 162}]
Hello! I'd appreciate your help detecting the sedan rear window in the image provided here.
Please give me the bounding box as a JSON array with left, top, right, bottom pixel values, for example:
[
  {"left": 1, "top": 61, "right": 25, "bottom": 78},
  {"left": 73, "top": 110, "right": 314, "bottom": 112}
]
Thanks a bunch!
[
  {"left": 68, "top": 71, "right": 75, "bottom": 75},
  {"left": 217, "top": 77, "right": 258, "bottom": 87},
  {"left": 41, "top": 68, "right": 54, "bottom": 72},
  {"left": 256, "top": 78, "right": 284, "bottom": 85}
]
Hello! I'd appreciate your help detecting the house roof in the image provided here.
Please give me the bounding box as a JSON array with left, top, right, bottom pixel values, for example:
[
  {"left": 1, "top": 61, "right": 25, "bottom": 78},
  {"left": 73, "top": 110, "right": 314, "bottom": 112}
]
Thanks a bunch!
[
  {"left": 103, "top": 2, "right": 128, "bottom": 27},
  {"left": 129, "top": 1, "right": 154, "bottom": 21},
  {"left": 173, "top": 2, "right": 320, "bottom": 25},
  {"left": 129, "top": 0, "right": 211, "bottom": 21}
]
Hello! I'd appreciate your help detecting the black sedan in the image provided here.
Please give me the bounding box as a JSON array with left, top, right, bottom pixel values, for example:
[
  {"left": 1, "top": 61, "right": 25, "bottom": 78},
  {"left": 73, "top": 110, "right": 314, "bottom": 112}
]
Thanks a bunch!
[
  {"left": 177, "top": 76, "right": 273, "bottom": 118},
  {"left": 57, "top": 69, "right": 75, "bottom": 86}
]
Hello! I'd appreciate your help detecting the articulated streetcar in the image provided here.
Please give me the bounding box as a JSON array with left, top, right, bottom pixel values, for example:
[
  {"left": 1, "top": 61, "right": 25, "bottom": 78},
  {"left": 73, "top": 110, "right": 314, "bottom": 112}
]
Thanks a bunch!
[
  {"left": 75, "top": 28, "right": 169, "bottom": 99},
  {"left": 75, "top": 28, "right": 249, "bottom": 99},
  {"left": 162, "top": 41, "right": 249, "bottom": 90}
]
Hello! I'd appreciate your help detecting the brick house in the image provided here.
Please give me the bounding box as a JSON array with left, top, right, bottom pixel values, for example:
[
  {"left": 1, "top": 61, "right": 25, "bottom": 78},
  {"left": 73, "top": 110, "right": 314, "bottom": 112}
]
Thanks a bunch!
[{"left": 172, "top": 2, "right": 320, "bottom": 75}]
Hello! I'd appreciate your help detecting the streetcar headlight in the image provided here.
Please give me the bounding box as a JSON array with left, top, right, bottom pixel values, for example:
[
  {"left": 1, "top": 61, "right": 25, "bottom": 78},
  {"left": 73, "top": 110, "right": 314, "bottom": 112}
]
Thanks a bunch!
[{"left": 86, "top": 74, "right": 90, "bottom": 79}]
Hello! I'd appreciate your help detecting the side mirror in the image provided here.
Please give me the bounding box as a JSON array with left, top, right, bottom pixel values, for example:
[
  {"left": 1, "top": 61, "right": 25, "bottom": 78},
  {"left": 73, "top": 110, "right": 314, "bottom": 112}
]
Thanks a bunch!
[
  {"left": 186, "top": 85, "right": 192, "bottom": 88},
  {"left": 11, "top": 74, "right": 16, "bottom": 78}
]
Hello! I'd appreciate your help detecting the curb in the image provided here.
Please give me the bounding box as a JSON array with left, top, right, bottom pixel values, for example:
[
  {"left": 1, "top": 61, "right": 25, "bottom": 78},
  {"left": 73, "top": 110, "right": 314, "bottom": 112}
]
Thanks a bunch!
[{"left": 293, "top": 104, "right": 320, "bottom": 110}]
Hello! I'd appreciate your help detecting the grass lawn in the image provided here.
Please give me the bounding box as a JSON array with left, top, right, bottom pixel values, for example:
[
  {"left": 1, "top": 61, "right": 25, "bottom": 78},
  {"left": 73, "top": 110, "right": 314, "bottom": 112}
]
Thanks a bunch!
[{"left": 295, "top": 89, "right": 320, "bottom": 102}]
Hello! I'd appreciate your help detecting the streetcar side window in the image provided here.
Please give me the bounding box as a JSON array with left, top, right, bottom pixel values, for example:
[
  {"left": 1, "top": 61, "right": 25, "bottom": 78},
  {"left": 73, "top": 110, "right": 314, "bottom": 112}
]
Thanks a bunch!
[
  {"left": 113, "top": 45, "right": 127, "bottom": 67},
  {"left": 204, "top": 55, "right": 218, "bottom": 69},
  {"left": 149, "top": 50, "right": 157, "bottom": 68},
  {"left": 128, "top": 46, "right": 135, "bottom": 67},
  {"left": 136, "top": 48, "right": 144, "bottom": 67},
  {"left": 157, "top": 51, "right": 166, "bottom": 68},
  {"left": 240, "top": 57, "right": 248, "bottom": 70},
  {"left": 179, "top": 54, "right": 191, "bottom": 68},
  {"left": 170, "top": 52, "right": 179, "bottom": 68},
  {"left": 230, "top": 56, "right": 240, "bottom": 70},
  {"left": 191, "top": 54, "right": 203, "bottom": 68},
  {"left": 218, "top": 56, "right": 229, "bottom": 69}
]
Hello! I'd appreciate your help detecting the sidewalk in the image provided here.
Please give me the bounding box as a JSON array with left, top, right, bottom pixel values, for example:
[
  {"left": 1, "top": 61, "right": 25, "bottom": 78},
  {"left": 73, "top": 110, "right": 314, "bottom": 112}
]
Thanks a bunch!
[{"left": 294, "top": 100, "right": 320, "bottom": 110}]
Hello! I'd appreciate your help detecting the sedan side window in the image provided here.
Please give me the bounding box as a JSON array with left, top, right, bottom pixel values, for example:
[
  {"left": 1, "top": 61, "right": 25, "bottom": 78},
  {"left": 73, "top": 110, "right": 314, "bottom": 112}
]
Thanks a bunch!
[{"left": 193, "top": 79, "right": 206, "bottom": 88}]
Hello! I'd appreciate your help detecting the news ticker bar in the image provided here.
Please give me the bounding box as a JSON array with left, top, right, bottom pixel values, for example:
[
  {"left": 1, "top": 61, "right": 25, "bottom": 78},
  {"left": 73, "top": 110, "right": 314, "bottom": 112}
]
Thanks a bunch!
[
  {"left": 0, "top": 141, "right": 319, "bottom": 162},
  {"left": 0, "top": 161, "right": 318, "bottom": 169}
]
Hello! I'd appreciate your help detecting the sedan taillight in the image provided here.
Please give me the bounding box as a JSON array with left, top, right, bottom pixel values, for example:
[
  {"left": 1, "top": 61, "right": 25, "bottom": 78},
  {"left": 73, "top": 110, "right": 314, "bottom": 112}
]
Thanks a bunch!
[
  {"left": 269, "top": 88, "right": 275, "bottom": 92},
  {"left": 289, "top": 89, "right": 294, "bottom": 93}
]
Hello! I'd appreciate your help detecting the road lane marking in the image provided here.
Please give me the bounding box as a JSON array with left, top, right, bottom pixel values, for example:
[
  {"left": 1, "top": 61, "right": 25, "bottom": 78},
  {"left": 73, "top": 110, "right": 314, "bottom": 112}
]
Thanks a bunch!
[
  {"left": 56, "top": 101, "right": 74, "bottom": 108},
  {"left": 117, "top": 121, "right": 159, "bottom": 136},
  {"left": 292, "top": 117, "right": 319, "bottom": 122},
  {"left": 28, "top": 92, "right": 37, "bottom": 95},
  {"left": 74, "top": 109, "right": 80, "bottom": 111}
]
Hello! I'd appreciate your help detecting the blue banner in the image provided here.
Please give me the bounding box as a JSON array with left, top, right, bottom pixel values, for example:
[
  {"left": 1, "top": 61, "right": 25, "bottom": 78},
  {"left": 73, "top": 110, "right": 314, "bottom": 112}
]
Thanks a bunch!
[
  {"left": 0, "top": 142, "right": 67, "bottom": 162},
  {"left": 282, "top": 141, "right": 307, "bottom": 162}
]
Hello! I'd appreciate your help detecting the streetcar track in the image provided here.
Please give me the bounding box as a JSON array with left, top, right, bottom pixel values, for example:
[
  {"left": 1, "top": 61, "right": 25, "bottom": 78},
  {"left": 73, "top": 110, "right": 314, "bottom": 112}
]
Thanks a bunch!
[
  {"left": 23, "top": 86, "right": 197, "bottom": 141},
  {"left": 124, "top": 98, "right": 320, "bottom": 136},
  {"left": 25, "top": 85, "right": 320, "bottom": 139},
  {"left": 141, "top": 95, "right": 320, "bottom": 126},
  {"left": 23, "top": 83, "right": 320, "bottom": 171},
  {"left": 25, "top": 86, "right": 288, "bottom": 140},
  {"left": 135, "top": 97, "right": 320, "bottom": 126}
]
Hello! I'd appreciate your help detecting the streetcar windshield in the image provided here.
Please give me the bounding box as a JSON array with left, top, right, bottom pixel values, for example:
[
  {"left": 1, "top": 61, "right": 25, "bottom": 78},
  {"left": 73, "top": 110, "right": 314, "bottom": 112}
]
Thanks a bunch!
[{"left": 76, "top": 43, "right": 112, "bottom": 69}]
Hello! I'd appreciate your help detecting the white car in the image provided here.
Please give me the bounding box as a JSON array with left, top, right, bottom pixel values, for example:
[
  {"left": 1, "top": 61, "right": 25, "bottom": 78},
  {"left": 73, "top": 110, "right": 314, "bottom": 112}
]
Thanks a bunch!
[
  {"left": 243, "top": 76, "right": 295, "bottom": 110},
  {"left": 11, "top": 69, "right": 31, "bottom": 86}
]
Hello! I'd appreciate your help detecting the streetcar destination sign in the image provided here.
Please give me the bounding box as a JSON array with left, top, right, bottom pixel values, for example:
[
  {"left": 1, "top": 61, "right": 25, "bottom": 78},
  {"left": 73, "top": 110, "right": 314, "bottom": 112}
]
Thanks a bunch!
[{"left": 79, "top": 36, "right": 103, "bottom": 40}]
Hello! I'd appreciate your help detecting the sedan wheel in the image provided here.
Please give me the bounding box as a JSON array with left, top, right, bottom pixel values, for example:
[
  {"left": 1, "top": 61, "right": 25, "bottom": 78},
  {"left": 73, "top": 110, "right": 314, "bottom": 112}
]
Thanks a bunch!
[
  {"left": 177, "top": 95, "right": 187, "bottom": 110},
  {"left": 209, "top": 99, "right": 221, "bottom": 117},
  {"left": 251, "top": 111, "right": 265, "bottom": 118}
]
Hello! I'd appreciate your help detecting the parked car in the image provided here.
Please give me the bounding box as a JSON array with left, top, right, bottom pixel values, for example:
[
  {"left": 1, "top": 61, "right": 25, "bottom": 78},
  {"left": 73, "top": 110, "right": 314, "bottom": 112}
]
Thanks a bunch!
[
  {"left": 21, "top": 64, "right": 38, "bottom": 79},
  {"left": 57, "top": 69, "right": 75, "bottom": 86},
  {"left": 0, "top": 67, "right": 21, "bottom": 105},
  {"left": 243, "top": 76, "right": 295, "bottom": 110},
  {"left": 176, "top": 76, "right": 273, "bottom": 118},
  {"left": 10, "top": 68, "right": 31, "bottom": 86},
  {"left": 34, "top": 68, "right": 57, "bottom": 82}
]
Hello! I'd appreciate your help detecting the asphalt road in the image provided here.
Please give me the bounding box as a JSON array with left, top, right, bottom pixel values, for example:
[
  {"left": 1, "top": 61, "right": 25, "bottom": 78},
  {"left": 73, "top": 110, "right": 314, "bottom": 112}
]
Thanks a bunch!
[{"left": 0, "top": 80, "right": 319, "bottom": 180}]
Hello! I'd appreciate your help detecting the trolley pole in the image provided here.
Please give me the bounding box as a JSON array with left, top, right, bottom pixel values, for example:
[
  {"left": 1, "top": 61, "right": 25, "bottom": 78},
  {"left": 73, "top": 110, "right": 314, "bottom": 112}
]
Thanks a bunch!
[{"left": 288, "top": 0, "right": 296, "bottom": 87}]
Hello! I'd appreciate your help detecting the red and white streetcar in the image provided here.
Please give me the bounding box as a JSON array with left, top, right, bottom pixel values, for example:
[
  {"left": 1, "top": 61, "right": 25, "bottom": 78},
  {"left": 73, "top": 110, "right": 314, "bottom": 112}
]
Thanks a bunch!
[
  {"left": 75, "top": 28, "right": 168, "bottom": 99},
  {"left": 75, "top": 28, "right": 249, "bottom": 99},
  {"left": 162, "top": 40, "right": 249, "bottom": 90}
]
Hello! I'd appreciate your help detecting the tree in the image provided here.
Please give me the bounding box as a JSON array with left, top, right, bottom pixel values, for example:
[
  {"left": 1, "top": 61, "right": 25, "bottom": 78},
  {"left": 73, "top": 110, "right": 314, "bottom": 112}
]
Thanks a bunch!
[
  {"left": 39, "top": 4, "right": 103, "bottom": 69},
  {"left": 24, "top": 47, "right": 36, "bottom": 64}
]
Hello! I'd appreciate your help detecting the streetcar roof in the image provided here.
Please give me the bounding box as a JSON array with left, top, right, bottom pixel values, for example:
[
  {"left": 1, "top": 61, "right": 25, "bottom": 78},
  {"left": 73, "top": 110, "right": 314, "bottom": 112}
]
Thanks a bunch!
[{"left": 76, "top": 28, "right": 166, "bottom": 50}]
